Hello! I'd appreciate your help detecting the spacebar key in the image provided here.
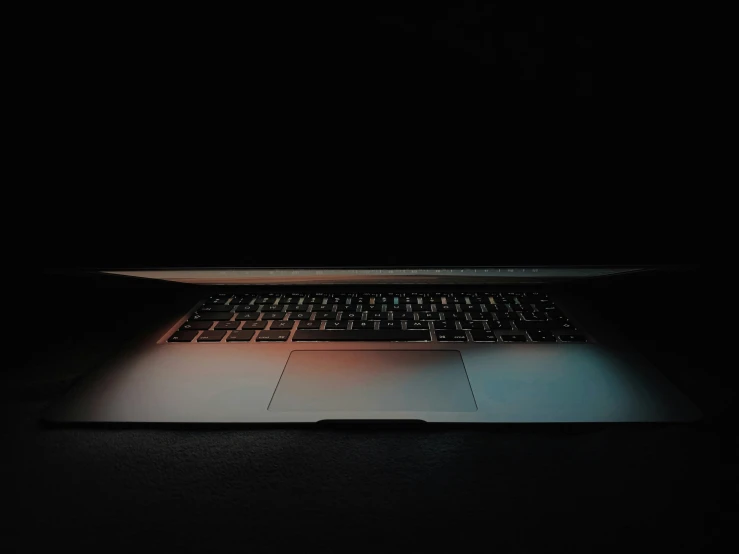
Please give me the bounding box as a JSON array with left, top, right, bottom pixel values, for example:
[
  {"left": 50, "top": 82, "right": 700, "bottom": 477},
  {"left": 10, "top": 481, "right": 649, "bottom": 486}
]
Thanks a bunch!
[{"left": 293, "top": 330, "right": 431, "bottom": 341}]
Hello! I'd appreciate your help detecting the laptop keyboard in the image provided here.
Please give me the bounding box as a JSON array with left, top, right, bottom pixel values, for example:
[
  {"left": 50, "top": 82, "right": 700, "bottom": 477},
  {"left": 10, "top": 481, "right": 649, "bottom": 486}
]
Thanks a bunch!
[{"left": 167, "top": 292, "right": 587, "bottom": 343}]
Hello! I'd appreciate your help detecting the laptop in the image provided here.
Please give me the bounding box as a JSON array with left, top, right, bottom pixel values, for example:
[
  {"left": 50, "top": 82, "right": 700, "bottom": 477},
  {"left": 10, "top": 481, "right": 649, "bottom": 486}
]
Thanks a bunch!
[{"left": 44, "top": 265, "right": 701, "bottom": 424}]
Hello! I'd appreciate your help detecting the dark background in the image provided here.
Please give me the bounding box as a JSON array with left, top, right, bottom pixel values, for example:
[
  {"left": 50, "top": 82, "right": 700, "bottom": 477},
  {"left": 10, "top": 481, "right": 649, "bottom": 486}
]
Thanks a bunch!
[{"left": 6, "top": 3, "right": 731, "bottom": 551}]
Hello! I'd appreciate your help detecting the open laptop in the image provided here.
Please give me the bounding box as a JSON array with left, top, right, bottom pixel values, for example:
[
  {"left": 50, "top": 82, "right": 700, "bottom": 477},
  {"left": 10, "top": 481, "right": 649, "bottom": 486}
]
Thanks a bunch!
[{"left": 44, "top": 265, "right": 701, "bottom": 424}]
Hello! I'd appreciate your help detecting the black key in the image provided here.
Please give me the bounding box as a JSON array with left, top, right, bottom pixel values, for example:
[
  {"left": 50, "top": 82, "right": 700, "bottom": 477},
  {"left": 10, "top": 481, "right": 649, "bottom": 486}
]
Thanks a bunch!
[
  {"left": 313, "top": 312, "right": 337, "bottom": 320},
  {"left": 304, "top": 296, "right": 325, "bottom": 305},
  {"left": 500, "top": 334, "right": 528, "bottom": 342},
  {"left": 227, "top": 330, "right": 256, "bottom": 342},
  {"left": 168, "top": 330, "right": 199, "bottom": 342},
  {"left": 234, "top": 305, "right": 258, "bottom": 312},
  {"left": 325, "top": 320, "right": 350, "bottom": 329},
  {"left": 520, "top": 312, "right": 548, "bottom": 321},
  {"left": 433, "top": 321, "right": 456, "bottom": 330},
  {"left": 271, "top": 320, "right": 295, "bottom": 330},
  {"left": 411, "top": 304, "right": 434, "bottom": 312},
  {"left": 419, "top": 312, "right": 441, "bottom": 320},
  {"left": 470, "top": 331, "right": 497, "bottom": 342},
  {"left": 241, "top": 321, "right": 268, "bottom": 330},
  {"left": 379, "top": 321, "right": 403, "bottom": 329},
  {"left": 460, "top": 321, "right": 485, "bottom": 330},
  {"left": 435, "top": 330, "right": 468, "bottom": 342},
  {"left": 258, "top": 296, "right": 279, "bottom": 304},
  {"left": 436, "top": 304, "right": 457, "bottom": 312},
  {"left": 256, "top": 330, "right": 290, "bottom": 342},
  {"left": 198, "top": 305, "right": 233, "bottom": 313},
  {"left": 365, "top": 312, "right": 390, "bottom": 319},
  {"left": 197, "top": 330, "right": 227, "bottom": 342},
  {"left": 487, "top": 320, "right": 514, "bottom": 330},
  {"left": 338, "top": 306, "right": 357, "bottom": 313},
  {"left": 364, "top": 304, "right": 385, "bottom": 312},
  {"left": 340, "top": 311, "right": 360, "bottom": 320},
  {"left": 460, "top": 304, "right": 484, "bottom": 312},
  {"left": 444, "top": 312, "right": 468, "bottom": 321},
  {"left": 422, "top": 296, "right": 442, "bottom": 303},
  {"left": 527, "top": 330, "right": 557, "bottom": 342},
  {"left": 387, "top": 305, "right": 409, "bottom": 312},
  {"left": 192, "top": 312, "right": 233, "bottom": 321},
  {"left": 284, "top": 304, "right": 308, "bottom": 312},
  {"left": 288, "top": 312, "right": 311, "bottom": 320},
  {"left": 406, "top": 321, "right": 429, "bottom": 329},
  {"left": 320, "top": 305, "right": 340, "bottom": 312},
  {"left": 511, "top": 303, "right": 532, "bottom": 311},
  {"left": 352, "top": 320, "right": 376, "bottom": 330},
  {"left": 558, "top": 334, "right": 587, "bottom": 342},
  {"left": 298, "top": 320, "right": 322, "bottom": 329},
  {"left": 470, "top": 312, "right": 492, "bottom": 321},
  {"left": 214, "top": 321, "right": 240, "bottom": 330},
  {"left": 293, "top": 330, "right": 431, "bottom": 341},
  {"left": 206, "top": 298, "right": 228, "bottom": 305},
  {"left": 512, "top": 320, "right": 556, "bottom": 330},
  {"left": 392, "top": 312, "right": 416, "bottom": 320},
  {"left": 258, "top": 305, "right": 284, "bottom": 313},
  {"left": 235, "top": 312, "right": 260, "bottom": 320},
  {"left": 261, "top": 312, "right": 286, "bottom": 320},
  {"left": 180, "top": 321, "right": 212, "bottom": 331},
  {"left": 496, "top": 312, "right": 519, "bottom": 320}
]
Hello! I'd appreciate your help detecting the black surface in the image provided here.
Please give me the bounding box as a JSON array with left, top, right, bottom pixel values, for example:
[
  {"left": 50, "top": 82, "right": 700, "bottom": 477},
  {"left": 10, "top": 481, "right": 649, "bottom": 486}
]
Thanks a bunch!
[{"left": 3, "top": 267, "right": 735, "bottom": 550}]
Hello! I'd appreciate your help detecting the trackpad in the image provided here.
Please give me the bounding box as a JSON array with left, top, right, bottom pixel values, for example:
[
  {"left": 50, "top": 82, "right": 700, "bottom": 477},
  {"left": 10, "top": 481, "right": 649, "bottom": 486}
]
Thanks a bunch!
[{"left": 268, "top": 350, "right": 477, "bottom": 412}]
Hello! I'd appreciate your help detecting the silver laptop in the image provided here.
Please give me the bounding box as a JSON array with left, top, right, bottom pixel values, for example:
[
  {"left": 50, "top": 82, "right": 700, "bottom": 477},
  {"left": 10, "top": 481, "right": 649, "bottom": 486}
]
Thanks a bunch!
[{"left": 44, "top": 266, "right": 700, "bottom": 424}]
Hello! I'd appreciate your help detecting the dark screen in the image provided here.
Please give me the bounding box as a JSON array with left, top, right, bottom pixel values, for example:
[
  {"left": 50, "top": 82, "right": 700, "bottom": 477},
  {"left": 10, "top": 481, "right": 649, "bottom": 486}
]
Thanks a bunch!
[{"left": 21, "top": 5, "right": 702, "bottom": 270}]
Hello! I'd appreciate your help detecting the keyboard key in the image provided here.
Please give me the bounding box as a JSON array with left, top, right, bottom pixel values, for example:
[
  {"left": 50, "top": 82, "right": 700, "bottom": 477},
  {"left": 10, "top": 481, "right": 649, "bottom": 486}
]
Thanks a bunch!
[
  {"left": 487, "top": 320, "right": 514, "bottom": 330},
  {"left": 293, "top": 330, "right": 431, "bottom": 342},
  {"left": 436, "top": 304, "right": 457, "bottom": 312},
  {"left": 298, "top": 320, "right": 322, "bottom": 329},
  {"left": 411, "top": 304, "right": 434, "bottom": 312},
  {"left": 180, "top": 321, "right": 212, "bottom": 331},
  {"left": 258, "top": 305, "right": 284, "bottom": 313},
  {"left": 235, "top": 312, "right": 260, "bottom": 320},
  {"left": 241, "top": 321, "right": 268, "bottom": 330},
  {"left": 387, "top": 305, "right": 409, "bottom": 312},
  {"left": 470, "top": 312, "right": 492, "bottom": 321},
  {"left": 460, "top": 305, "right": 484, "bottom": 312},
  {"left": 433, "top": 321, "right": 456, "bottom": 330},
  {"left": 435, "top": 330, "right": 468, "bottom": 342},
  {"left": 256, "top": 330, "right": 291, "bottom": 341},
  {"left": 325, "top": 320, "right": 350, "bottom": 329},
  {"left": 352, "top": 320, "right": 376, "bottom": 330},
  {"left": 284, "top": 304, "right": 308, "bottom": 312},
  {"left": 192, "top": 312, "right": 233, "bottom": 321},
  {"left": 558, "top": 334, "right": 587, "bottom": 342},
  {"left": 270, "top": 320, "right": 295, "bottom": 330},
  {"left": 527, "top": 330, "right": 557, "bottom": 342},
  {"left": 444, "top": 312, "right": 468, "bottom": 321},
  {"left": 520, "top": 312, "right": 548, "bottom": 321},
  {"left": 214, "top": 321, "right": 240, "bottom": 330},
  {"left": 227, "top": 330, "right": 256, "bottom": 341},
  {"left": 419, "top": 312, "right": 441, "bottom": 320},
  {"left": 392, "top": 312, "right": 416, "bottom": 320},
  {"left": 366, "top": 312, "right": 391, "bottom": 320},
  {"left": 460, "top": 321, "right": 485, "bottom": 330},
  {"left": 379, "top": 321, "right": 403, "bottom": 329},
  {"left": 364, "top": 304, "right": 385, "bottom": 312},
  {"left": 198, "top": 305, "right": 233, "bottom": 313},
  {"left": 470, "top": 331, "right": 497, "bottom": 342},
  {"left": 234, "top": 305, "right": 258, "bottom": 312},
  {"left": 197, "top": 330, "right": 227, "bottom": 342},
  {"left": 406, "top": 321, "right": 429, "bottom": 329},
  {"left": 313, "top": 312, "right": 337, "bottom": 320},
  {"left": 261, "top": 312, "right": 286, "bottom": 320},
  {"left": 500, "top": 334, "right": 528, "bottom": 342},
  {"left": 206, "top": 298, "right": 228, "bottom": 305},
  {"left": 168, "top": 330, "right": 199, "bottom": 342},
  {"left": 288, "top": 312, "right": 311, "bottom": 320},
  {"left": 340, "top": 311, "right": 360, "bottom": 320}
]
